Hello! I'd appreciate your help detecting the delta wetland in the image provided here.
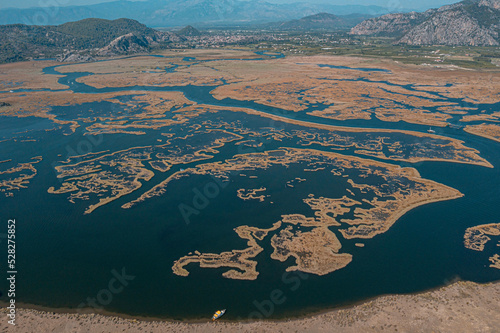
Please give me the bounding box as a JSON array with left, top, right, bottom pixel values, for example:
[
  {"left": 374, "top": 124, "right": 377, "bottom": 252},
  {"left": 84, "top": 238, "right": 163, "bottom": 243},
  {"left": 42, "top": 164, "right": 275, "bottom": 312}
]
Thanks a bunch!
[{"left": 1, "top": 47, "right": 500, "bottom": 320}]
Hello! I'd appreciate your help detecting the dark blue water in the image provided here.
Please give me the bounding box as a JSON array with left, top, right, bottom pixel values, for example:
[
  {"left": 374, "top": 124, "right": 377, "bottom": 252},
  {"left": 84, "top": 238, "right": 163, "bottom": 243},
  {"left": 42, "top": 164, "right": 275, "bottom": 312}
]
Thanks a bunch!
[{"left": 0, "top": 53, "right": 499, "bottom": 320}]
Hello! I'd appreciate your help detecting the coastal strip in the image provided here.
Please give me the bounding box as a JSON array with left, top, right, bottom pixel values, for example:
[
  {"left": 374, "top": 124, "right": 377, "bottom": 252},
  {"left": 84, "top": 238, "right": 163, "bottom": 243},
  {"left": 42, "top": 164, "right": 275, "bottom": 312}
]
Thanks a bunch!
[{"left": 2, "top": 280, "right": 499, "bottom": 332}]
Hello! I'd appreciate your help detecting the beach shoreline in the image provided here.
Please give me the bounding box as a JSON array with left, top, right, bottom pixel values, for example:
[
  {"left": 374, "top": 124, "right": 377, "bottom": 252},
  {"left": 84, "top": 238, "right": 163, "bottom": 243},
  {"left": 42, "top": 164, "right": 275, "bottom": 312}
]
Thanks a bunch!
[{"left": 2, "top": 279, "right": 500, "bottom": 332}]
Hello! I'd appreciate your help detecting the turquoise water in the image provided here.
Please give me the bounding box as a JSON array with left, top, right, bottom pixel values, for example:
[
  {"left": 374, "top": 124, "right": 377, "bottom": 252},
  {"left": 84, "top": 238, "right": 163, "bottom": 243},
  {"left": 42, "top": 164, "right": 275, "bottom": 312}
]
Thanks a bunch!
[{"left": 0, "top": 54, "right": 499, "bottom": 320}]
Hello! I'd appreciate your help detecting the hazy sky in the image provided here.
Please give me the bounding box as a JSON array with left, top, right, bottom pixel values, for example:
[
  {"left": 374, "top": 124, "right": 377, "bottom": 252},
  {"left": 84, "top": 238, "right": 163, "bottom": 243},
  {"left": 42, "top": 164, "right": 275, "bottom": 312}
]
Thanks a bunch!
[
  {"left": 0, "top": 0, "right": 136, "bottom": 9},
  {"left": 0, "top": 0, "right": 459, "bottom": 10}
]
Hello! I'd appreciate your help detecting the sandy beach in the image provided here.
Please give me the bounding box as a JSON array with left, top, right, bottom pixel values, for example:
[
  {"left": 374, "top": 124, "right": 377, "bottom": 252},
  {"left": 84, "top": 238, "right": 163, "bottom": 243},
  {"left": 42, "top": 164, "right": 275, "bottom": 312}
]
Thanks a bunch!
[{"left": 2, "top": 280, "right": 499, "bottom": 332}]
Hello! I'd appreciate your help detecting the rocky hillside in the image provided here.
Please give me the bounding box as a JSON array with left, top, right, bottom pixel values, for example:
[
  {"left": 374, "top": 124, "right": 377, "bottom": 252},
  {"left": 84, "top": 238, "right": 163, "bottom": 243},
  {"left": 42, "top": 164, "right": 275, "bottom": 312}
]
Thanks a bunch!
[
  {"left": 349, "top": 12, "right": 429, "bottom": 37},
  {"left": 350, "top": 0, "right": 500, "bottom": 46},
  {"left": 96, "top": 33, "right": 150, "bottom": 56},
  {"left": 0, "top": 18, "right": 183, "bottom": 63}
]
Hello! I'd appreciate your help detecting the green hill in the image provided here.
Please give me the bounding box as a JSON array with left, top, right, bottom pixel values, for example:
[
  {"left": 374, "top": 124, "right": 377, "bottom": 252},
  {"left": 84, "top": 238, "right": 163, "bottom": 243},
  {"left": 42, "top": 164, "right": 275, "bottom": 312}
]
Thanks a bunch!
[
  {"left": 0, "top": 18, "right": 181, "bottom": 63},
  {"left": 177, "top": 25, "right": 202, "bottom": 37}
]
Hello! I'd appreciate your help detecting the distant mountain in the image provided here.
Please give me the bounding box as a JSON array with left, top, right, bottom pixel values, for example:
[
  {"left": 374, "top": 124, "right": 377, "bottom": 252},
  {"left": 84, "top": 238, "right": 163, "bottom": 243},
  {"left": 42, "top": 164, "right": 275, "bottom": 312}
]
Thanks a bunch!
[
  {"left": 0, "top": 18, "right": 182, "bottom": 63},
  {"left": 263, "top": 12, "right": 372, "bottom": 31},
  {"left": 0, "top": 0, "right": 401, "bottom": 28},
  {"left": 350, "top": 0, "right": 500, "bottom": 45}
]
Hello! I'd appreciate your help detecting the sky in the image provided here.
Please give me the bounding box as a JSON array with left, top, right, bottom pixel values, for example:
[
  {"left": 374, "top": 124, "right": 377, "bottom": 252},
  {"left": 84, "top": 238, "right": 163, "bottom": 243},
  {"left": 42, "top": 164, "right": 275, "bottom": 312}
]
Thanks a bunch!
[
  {"left": 0, "top": 0, "right": 459, "bottom": 10},
  {"left": 0, "top": 0, "right": 138, "bottom": 9}
]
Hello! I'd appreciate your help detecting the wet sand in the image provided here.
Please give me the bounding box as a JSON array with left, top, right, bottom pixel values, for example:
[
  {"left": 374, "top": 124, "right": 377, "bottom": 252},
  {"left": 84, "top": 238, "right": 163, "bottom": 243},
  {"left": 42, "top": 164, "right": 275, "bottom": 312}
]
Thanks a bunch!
[{"left": 2, "top": 280, "right": 499, "bottom": 332}]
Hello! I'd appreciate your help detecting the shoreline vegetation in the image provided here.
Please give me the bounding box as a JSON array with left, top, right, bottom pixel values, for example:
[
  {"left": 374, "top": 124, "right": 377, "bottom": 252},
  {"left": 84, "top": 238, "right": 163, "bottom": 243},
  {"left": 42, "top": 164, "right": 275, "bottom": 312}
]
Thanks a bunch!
[{"left": 2, "top": 280, "right": 499, "bottom": 332}]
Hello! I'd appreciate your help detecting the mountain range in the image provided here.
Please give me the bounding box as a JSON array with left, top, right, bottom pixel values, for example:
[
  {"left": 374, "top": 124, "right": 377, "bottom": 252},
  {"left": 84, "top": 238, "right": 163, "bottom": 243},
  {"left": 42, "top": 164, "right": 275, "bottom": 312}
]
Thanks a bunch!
[
  {"left": 261, "top": 12, "right": 372, "bottom": 31},
  {"left": 0, "top": 0, "right": 400, "bottom": 27},
  {"left": 350, "top": 0, "right": 500, "bottom": 45}
]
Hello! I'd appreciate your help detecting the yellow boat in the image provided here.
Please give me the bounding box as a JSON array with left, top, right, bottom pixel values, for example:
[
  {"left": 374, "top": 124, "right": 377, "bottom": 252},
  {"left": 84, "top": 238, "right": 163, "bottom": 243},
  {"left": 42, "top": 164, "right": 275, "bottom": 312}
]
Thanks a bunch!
[{"left": 212, "top": 309, "right": 226, "bottom": 321}]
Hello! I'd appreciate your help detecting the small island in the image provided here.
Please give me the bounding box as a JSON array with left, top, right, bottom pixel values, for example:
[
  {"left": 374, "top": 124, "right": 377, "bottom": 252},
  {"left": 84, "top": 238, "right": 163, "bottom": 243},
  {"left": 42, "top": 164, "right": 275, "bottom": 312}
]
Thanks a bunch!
[
  {"left": 236, "top": 187, "right": 268, "bottom": 202},
  {"left": 270, "top": 226, "right": 352, "bottom": 275},
  {"left": 464, "top": 223, "right": 500, "bottom": 270}
]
